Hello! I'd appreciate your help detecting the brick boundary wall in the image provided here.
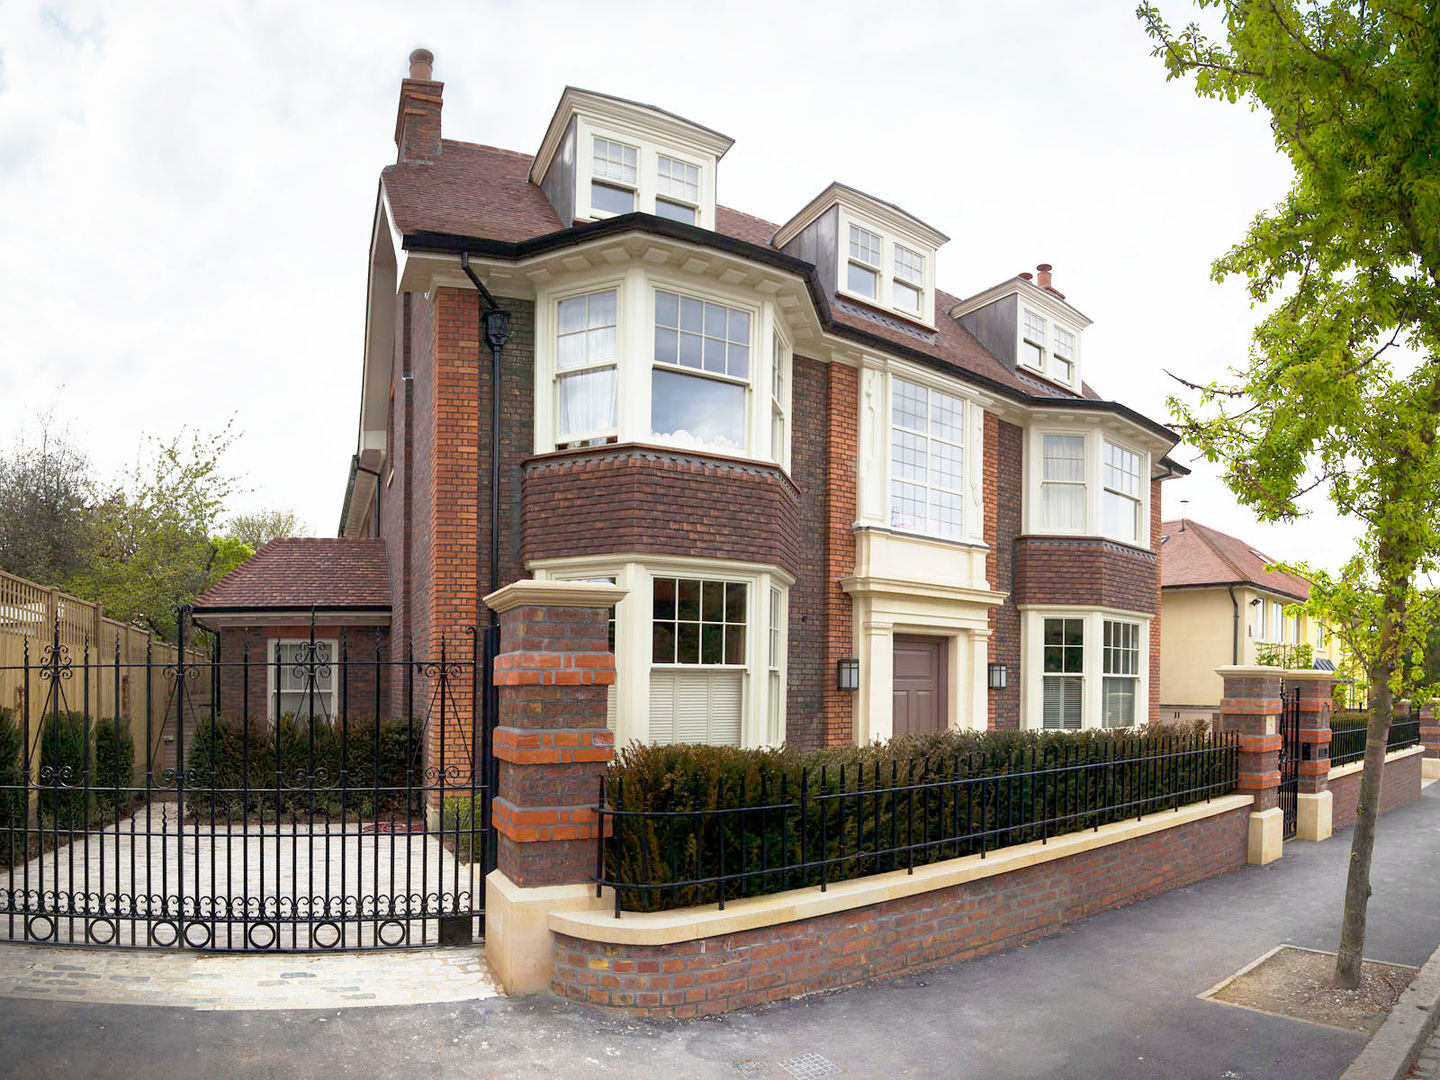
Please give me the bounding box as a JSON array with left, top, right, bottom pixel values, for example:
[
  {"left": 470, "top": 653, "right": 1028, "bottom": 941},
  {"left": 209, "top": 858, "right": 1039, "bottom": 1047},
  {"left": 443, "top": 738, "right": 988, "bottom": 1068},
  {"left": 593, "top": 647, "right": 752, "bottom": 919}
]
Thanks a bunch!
[
  {"left": 1329, "top": 750, "right": 1423, "bottom": 830},
  {"left": 553, "top": 803, "right": 1250, "bottom": 1018}
]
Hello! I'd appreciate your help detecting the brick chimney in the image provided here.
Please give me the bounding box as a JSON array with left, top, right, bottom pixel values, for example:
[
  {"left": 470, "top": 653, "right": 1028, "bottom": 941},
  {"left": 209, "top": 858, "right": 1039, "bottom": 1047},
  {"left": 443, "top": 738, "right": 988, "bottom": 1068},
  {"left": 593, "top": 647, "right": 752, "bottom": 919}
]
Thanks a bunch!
[
  {"left": 1035, "top": 263, "right": 1066, "bottom": 300},
  {"left": 395, "top": 48, "right": 443, "bottom": 165}
]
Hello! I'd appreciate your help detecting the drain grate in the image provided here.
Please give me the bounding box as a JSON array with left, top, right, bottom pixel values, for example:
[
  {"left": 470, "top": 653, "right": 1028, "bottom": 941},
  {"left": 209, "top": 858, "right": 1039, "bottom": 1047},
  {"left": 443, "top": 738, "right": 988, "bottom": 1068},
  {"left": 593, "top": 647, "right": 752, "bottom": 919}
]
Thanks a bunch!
[
  {"left": 732, "top": 1060, "right": 770, "bottom": 1079},
  {"left": 778, "top": 1053, "right": 841, "bottom": 1080}
]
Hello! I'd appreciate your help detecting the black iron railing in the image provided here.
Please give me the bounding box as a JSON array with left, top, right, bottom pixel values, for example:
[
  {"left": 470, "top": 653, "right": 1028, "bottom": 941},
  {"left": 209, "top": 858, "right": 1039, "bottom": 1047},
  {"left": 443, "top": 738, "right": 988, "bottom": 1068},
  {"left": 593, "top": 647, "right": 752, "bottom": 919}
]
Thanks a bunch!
[
  {"left": 594, "top": 733, "right": 1240, "bottom": 915},
  {"left": 1329, "top": 712, "right": 1421, "bottom": 768}
]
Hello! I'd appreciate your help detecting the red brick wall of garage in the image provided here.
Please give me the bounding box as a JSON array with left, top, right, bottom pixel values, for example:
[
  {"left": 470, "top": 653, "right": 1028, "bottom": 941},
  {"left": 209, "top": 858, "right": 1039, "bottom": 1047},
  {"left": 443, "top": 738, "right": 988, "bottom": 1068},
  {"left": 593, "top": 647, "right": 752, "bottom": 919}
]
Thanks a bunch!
[
  {"left": 1013, "top": 537, "right": 1160, "bottom": 615},
  {"left": 520, "top": 448, "right": 802, "bottom": 576},
  {"left": 553, "top": 802, "right": 1250, "bottom": 1018},
  {"left": 214, "top": 625, "right": 391, "bottom": 725},
  {"left": 1329, "top": 751, "right": 1422, "bottom": 829},
  {"left": 984, "top": 414, "right": 1023, "bottom": 730}
]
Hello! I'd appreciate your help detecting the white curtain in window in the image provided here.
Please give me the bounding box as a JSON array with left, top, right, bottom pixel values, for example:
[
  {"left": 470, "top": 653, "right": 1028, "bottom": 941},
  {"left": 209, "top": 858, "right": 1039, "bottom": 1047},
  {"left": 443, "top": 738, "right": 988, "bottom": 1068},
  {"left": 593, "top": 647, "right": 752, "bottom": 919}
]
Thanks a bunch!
[
  {"left": 1042, "top": 435, "right": 1086, "bottom": 530},
  {"left": 1101, "top": 677, "right": 1136, "bottom": 728},
  {"left": 558, "top": 368, "right": 617, "bottom": 441}
]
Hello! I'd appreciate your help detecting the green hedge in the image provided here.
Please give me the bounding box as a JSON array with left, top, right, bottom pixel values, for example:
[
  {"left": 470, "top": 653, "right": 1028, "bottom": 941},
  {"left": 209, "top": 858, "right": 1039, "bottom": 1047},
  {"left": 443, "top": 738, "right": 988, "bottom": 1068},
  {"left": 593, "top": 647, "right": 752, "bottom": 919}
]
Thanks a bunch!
[
  {"left": 36, "top": 711, "right": 135, "bottom": 825},
  {"left": 0, "top": 708, "right": 23, "bottom": 863},
  {"left": 602, "top": 724, "right": 1235, "bottom": 912},
  {"left": 186, "top": 714, "right": 423, "bottom": 819}
]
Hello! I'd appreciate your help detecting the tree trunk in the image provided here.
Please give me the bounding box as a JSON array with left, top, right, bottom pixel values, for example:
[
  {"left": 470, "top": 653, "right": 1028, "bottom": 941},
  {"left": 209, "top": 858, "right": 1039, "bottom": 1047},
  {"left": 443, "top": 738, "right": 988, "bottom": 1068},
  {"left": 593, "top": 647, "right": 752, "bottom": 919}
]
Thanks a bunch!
[{"left": 1334, "top": 579, "right": 1401, "bottom": 989}]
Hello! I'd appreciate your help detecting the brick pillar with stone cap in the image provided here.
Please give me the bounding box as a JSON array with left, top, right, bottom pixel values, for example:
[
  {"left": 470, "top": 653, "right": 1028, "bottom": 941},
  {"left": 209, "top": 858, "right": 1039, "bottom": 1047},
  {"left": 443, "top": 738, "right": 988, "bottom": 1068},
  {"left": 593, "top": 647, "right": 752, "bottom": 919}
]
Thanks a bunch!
[
  {"left": 1216, "top": 666, "right": 1284, "bottom": 864},
  {"left": 483, "top": 579, "right": 624, "bottom": 997},
  {"left": 1420, "top": 700, "right": 1440, "bottom": 782},
  {"left": 1285, "top": 668, "right": 1335, "bottom": 841}
]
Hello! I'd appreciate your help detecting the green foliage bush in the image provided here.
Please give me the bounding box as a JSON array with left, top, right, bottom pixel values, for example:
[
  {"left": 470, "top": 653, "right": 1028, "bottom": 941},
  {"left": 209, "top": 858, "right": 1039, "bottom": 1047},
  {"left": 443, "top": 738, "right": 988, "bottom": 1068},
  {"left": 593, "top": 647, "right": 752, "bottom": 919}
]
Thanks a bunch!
[
  {"left": 186, "top": 714, "right": 423, "bottom": 820},
  {"left": 1255, "top": 642, "right": 1315, "bottom": 669},
  {"left": 440, "top": 795, "right": 485, "bottom": 864},
  {"left": 603, "top": 723, "right": 1234, "bottom": 912},
  {"left": 37, "top": 711, "right": 136, "bottom": 825},
  {"left": 0, "top": 708, "right": 25, "bottom": 863}
]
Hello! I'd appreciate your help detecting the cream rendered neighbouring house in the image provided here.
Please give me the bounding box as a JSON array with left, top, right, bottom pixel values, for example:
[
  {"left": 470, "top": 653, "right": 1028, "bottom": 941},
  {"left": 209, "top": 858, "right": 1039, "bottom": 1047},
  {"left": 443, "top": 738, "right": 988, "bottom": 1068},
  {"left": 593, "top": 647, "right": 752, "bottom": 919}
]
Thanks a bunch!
[{"left": 1158, "top": 518, "right": 1344, "bottom": 723}]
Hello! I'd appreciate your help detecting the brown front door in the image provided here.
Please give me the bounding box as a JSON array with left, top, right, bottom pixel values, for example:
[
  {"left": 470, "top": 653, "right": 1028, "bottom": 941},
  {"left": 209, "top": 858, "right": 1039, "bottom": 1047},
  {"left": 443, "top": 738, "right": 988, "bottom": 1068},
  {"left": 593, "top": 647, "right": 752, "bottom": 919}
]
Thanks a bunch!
[{"left": 893, "top": 635, "right": 947, "bottom": 735}]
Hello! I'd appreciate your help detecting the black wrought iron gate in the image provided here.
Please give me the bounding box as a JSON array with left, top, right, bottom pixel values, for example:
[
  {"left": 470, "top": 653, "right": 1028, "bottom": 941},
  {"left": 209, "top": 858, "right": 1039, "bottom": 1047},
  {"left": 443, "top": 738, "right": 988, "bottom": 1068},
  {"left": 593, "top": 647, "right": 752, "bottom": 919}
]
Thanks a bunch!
[
  {"left": 0, "top": 610, "right": 497, "bottom": 951},
  {"left": 1278, "top": 686, "right": 1300, "bottom": 840}
]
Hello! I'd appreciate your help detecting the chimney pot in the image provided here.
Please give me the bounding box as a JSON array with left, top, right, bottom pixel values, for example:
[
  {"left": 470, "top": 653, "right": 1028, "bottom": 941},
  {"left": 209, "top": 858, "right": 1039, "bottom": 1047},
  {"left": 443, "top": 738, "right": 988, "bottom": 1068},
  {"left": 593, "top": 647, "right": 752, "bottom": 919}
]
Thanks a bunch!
[
  {"left": 409, "top": 48, "right": 435, "bottom": 81},
  {"left": 1036, "top": 263, "right": 1053, "bottom": 290},
  {"left": 1019, "top": 272, "right": 1034, "bottom": 281}
]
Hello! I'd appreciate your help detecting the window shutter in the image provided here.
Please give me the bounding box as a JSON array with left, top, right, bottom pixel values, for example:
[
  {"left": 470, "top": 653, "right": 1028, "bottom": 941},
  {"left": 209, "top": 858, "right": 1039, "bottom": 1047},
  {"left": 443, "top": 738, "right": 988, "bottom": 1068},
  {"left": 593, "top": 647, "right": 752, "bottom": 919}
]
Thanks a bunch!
[{"left": 648, "top": 670, "right": 742, "bottom": 747}]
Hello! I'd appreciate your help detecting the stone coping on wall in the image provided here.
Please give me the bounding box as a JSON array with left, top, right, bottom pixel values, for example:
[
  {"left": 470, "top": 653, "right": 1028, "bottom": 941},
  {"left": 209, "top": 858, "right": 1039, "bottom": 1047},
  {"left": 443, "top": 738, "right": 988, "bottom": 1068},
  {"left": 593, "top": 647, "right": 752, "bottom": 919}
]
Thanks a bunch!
[
  {"left": 1328, "top": 744, "right": 1424, "bottom": 782},
  {"left": 550, "top": 793, "right": 1255, "bottom": 947}
]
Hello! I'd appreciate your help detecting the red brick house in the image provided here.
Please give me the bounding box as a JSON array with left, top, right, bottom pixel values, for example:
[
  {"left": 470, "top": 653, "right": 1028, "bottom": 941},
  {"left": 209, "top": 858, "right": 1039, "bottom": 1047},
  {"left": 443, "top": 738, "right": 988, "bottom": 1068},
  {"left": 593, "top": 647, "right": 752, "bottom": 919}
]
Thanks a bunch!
[{"left": 220, "top": 49, "right": 1186, "bottom": 750}]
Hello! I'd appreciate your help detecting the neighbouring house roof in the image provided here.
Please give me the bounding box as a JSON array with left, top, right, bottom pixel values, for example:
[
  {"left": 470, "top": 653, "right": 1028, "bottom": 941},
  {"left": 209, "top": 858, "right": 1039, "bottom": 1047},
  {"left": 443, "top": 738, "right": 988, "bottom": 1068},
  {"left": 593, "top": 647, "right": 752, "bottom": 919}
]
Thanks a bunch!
[
  {"left": 192, "top": 538, "right": 391, "bottom": 613},
  {"left": 1159, "top": 519, "right": 1312, "bottom": 601},
  {"left": 380, "top": 141, "right": 1114, "bottom": 409}
]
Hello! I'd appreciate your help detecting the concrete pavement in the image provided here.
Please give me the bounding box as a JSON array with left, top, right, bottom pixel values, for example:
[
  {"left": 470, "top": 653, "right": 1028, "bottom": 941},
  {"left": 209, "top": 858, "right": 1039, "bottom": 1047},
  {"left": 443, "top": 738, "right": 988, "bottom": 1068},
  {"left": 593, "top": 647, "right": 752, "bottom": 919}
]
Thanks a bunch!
[{"left": 3, "top": 784, "right": 1438, "bottom": 1079}]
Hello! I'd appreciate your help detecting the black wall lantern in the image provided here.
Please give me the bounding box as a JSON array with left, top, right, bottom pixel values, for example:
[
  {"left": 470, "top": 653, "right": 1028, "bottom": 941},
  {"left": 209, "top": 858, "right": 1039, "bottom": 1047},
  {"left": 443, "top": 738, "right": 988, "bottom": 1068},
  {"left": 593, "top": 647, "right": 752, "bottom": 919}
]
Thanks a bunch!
[
  {"left": 836, "top": 658, "right": 860, "bottom": 691},
  {"left": 987, "top": 662, "right": 1008, "bottom": 691}
]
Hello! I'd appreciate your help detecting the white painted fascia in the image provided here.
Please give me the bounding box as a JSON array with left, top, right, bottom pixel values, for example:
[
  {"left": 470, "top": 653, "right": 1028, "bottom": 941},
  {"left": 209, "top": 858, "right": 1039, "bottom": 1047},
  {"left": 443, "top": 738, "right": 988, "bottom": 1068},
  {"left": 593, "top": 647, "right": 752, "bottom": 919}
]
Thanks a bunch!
[
  {"left": 773, "top": 181, "right": 949, "bottom": 252},
  {"left": 946, "top": 275, "right": 1093, "bottom": 328}
]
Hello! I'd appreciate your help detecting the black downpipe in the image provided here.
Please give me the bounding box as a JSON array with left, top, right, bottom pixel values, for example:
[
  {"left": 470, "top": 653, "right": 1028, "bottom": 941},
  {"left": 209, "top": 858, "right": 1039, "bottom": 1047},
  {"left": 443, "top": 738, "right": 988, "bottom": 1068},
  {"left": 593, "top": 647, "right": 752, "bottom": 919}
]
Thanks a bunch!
[
  {"left": 459, "top": 252, "right": 511, "bottom": 629},
  {"left": 1227, "top": 584, "right": 1240, "bottom": 665}
]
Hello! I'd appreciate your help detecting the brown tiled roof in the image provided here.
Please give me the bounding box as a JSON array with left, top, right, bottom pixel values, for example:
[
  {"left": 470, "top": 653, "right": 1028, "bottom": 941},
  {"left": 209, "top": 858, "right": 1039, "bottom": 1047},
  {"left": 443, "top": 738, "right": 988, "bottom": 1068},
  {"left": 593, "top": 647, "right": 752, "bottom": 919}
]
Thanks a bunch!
[
  {"left": 1159, "top": 519, "right": 1311, "bottom": 600},
  {"left": 193, "top": 539, "right": 391, "bottom": 611},
  {"left": 381, "top": 143, "right": 1109, "bottom": 406}
]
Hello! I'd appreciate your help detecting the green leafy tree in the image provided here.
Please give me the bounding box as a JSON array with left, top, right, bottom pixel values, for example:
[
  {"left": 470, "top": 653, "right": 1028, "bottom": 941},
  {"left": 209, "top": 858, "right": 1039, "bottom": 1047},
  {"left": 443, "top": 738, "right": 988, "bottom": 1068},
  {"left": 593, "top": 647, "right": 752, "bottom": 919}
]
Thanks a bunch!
[
  {"left": 224, "top": 508, "right": 307, "bottom": 551},
  {"left": 67, "top": 424, "right": 243, "bottom": 642},
  {"left": 0, "top": 413, "right": 92, "bottom": 586},
  {"left": 1138, "top": 0, "right": 1440, "bottom": 988}
]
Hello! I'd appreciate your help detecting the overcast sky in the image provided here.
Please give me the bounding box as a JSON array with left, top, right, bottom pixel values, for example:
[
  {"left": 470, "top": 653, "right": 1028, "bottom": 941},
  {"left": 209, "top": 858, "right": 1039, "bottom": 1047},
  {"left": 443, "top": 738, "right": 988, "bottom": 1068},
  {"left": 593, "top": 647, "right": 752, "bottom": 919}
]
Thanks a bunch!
[{"left": 0, "top": 1, "right": 1362, "bottom": 571}]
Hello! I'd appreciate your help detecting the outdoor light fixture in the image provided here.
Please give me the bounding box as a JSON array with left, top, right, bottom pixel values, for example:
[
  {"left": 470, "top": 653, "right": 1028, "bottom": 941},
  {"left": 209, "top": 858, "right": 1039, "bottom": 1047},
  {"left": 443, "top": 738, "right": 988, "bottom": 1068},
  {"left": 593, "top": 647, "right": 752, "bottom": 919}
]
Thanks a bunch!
[
  {"left": 988, "top": 662, "right": 1008, "bottom": 691},
  {"left": 837, "top": 658, "right": 860, "bottom": 691}
]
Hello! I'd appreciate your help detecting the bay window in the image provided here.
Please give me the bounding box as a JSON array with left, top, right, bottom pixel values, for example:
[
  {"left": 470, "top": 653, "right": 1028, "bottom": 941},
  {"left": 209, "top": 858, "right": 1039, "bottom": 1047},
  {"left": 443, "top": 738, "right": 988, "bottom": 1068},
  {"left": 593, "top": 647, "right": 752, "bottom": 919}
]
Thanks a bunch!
[
  {"left": 556, "top": 289, "right": 618, "bottom": 446},
  {"left": 771, "top": 332, "right": 789, "bottom": 467},
  {"left": 1101, "top": 620, "right": 1140, "bottom": 728},
  {"left": 1042, "top": 617, "right": 1084, "bottom": 730},
  {"left": 651, "top": 290, "right": 750, "bottom": 453},
  {"left": 889, "top": 377, "right": 965, "bottom": 540},
  {"left": 591, "top": 137, "right": 638, "bottom": 214},
  {"left": 1103, "top": 441, "right": 1143, "bottom": 544},
  {"left": 1041, "top": 434, "right": 1086, "bottom": 531}
]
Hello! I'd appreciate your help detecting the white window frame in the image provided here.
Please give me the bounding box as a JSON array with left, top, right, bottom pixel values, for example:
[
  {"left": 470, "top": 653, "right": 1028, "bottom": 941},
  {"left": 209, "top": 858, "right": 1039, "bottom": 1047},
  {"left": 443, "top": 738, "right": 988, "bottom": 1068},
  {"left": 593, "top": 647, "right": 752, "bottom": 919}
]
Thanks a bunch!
[
  {"left": 771, "top": 329, "right": 791, "bottom": 470},
  {"left": 1021, "top": 608, "right": 1151, "bottom": 731},
  {"left": 266, "top": 638, "right": 339, "bottom": 724},
  {"left": 1041, "top": 615, "right": 1086, "bottom": 730},
  {"left": 589, "top": 135, "right": 639, "bottom": 216},
  {"left": 1052, "top": 325, "right": 1077, "bottom": 385},
  {"left": 575, "top": 118, "right": 715, "bottom": 229},
  {"left": 533, "top": 269, "right": 790, "bottom": 467},
  {"left": 1040, "top": 433, "right": 1087, "bottom": 533},
  {"left": 1101, "top": 619, "right": 1142, "bottom": 729},
  {"left": 531, "top": 555, "right": 792, "bottom": 749},
  {"left": 888, "top": 376, "right": 967, "bottom": 541},
  {"left": 655, "top": 153, "right": 701, "bottom": 225},
  {"left": 1021, "top": 309, "right": 1048, "bottom": 374},
  {"left": 1026, "top": 427, "right": 1152, "bottom": 547},
  {"left": 835, "top": 207, "right": 936, "bottom": 326},
  {"left": 650, "top": 287, "right": 755, "bottom": 456},
  {"left": 1102, "top": 440, "right": 1144, "bottom": 545},
  {"left": 554, "top": 287, "right": 620, "bottom": 447},
  {"left": 1018, "top": 307, "right": 1080, "bottom": 389}
]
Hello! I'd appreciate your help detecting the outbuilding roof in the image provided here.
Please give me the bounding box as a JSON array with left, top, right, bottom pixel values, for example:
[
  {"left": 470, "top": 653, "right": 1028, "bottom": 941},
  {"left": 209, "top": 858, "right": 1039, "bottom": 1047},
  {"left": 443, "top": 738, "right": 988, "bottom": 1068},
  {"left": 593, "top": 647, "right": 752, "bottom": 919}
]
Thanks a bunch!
[
  {"left": 1159, "top": 519, "right": 1312, "bottom": 601},
  {"left": 192, "top": 538, "right": 391, "bottom": 612}
]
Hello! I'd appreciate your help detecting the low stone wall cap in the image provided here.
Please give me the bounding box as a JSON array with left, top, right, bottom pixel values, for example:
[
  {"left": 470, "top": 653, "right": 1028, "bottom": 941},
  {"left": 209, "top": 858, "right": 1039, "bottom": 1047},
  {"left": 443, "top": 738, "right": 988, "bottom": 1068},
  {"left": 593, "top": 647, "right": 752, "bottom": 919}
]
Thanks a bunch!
[
  {"left": 1215, "top": 665, "right": 1287, "bottom": 678},
  {"left": 484, "top": 579, "right": 629, "bottom": 614}
]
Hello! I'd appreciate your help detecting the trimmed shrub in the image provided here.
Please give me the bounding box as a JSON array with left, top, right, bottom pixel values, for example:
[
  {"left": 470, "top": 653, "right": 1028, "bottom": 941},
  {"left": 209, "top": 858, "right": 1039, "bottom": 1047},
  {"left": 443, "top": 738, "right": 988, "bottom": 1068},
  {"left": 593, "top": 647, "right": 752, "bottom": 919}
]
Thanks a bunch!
[
  {"left": 603, "top": 723, "right": 1234, "bottom": 912},
  {"left": 186, "top": 714, "right": 423, "bottom": 820},
  {"left": 0, "top": 708, "right": 24, "bottom": 864},
  {"left": 34, "top": 711, "right": 136, "bottom": 826},
  {"left": 440, "top": 795, "right": 485, "bottom": 864}
]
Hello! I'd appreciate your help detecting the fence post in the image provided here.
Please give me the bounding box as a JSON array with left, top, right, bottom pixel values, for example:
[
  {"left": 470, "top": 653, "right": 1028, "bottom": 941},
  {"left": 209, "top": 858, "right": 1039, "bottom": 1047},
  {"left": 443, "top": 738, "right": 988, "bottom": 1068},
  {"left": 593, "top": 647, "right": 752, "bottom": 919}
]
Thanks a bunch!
[
  {"left": 482, "top": 579, "right": 625, "bottom": 996},
  {"left": 1216, "top": 666, "right": 1284, "bottom": 865},
  {"left": 1420, "top": 700, "right": 1440, "bottom": 782},
  {"left": 1284, "top": 668, "right": 1336, "bottom": 842}
]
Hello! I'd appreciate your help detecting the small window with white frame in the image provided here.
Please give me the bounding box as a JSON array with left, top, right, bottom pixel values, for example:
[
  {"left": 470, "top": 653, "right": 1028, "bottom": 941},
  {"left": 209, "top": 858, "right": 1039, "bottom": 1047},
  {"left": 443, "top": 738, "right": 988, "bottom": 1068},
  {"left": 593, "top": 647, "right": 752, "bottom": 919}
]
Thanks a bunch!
[
  {"left": 847, "top": 224, "right": 883, "bottom": 300},
  {"left": 555, "top": 289, "right": 619, "bottom": 447},
  {"left": 1102, "top": 441, "right": 1144, "bottom": 544},
  {"left": 1101, "top": 620, "right": 1140, "bottom": 728},
  {"left": 1041, "top": 434, "right": 1086, "bottom": 531},
  {"left": 652, "top": 290, "right": 751, "bottom": 453},
  {"left": 889, "top": 377, "right": 965, "bottom": 540},
  {"left": 650, "top": 577, "right": 746, "bottom": 746},
  {"left": 655, "top": 154, "right": 700, "bottom": 225},
  {"left": 771, "top": 331, "right": 790, "bottom": 467},
  {"left": 767, "top": 586, "right": 783, "bottom": 745},
  {"left": 1022, "top": 309, "right": 1047, "bottom": 371},
  {"left": 269, "top": 639, "right": 338, "bottom": 724},
  {"left": 591, "top": 137, "right": 638, "bottom": 215},
  {"left": 1052, "top": 325, "right": 1076, "bottom": 384},
  {"left": 1042, "top": 617, "right": 1084, "bottom": 730},
  {"left": 892, "top": 245, "right": 925, "bottom": 314}
]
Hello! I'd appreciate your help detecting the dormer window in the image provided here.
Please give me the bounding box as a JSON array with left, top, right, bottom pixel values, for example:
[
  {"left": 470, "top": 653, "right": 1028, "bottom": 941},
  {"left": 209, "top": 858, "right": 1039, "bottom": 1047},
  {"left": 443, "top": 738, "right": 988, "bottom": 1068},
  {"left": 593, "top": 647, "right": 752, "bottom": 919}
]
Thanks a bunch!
[
  {"left": 1022, "top": 309, "right": 1047, "bottom": 370},
  {"left": 847, "top": 225, "right": 882, "bottom": 299},
  {"left": 893, "top": 246, "right": 925, "bottom": 314},
  {"left": 1053, "top": 326, "right": 1076, "bottom": 383},
  {"left": 656, "top": 155, "right": 700, "bottom": 225},
  {"left": 591, "top": 137, "right": 639, "bottom": 214}
]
